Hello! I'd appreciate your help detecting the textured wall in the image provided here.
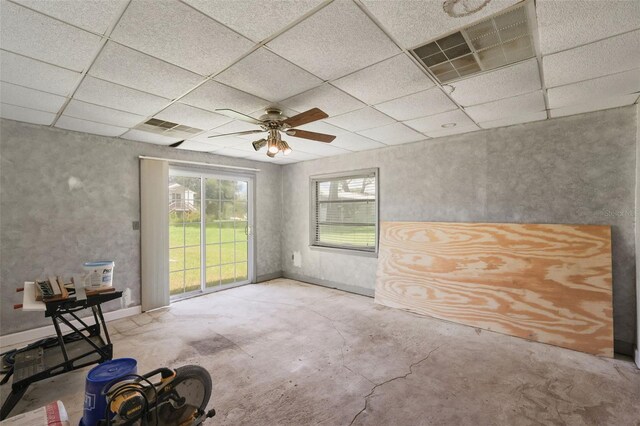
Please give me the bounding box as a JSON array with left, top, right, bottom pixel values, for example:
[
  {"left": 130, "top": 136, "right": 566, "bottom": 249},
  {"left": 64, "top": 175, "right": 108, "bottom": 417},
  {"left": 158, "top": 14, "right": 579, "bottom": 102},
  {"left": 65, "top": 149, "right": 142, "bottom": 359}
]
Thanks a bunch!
[
  {"left": 636, "top": 104, "right": 640, "bottom": 365},
  {"left": 0, "top": 119, "right": 282, "bottom": 335},
  {"left": 281, "top": 106, "right": 637, "bottom": 351}
]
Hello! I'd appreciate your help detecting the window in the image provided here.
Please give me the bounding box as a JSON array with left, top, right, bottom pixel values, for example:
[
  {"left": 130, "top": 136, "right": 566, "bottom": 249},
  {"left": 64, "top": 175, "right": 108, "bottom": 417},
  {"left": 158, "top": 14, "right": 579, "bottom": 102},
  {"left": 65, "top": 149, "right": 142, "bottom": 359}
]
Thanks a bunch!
[{"left": 310, "top": 169, "right": 378, "bottom": 253}]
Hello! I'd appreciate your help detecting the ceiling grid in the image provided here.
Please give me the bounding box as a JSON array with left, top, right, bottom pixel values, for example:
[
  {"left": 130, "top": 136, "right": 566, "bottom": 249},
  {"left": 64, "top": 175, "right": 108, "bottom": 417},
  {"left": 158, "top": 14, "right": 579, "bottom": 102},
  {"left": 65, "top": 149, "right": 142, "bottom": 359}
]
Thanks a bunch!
[{"left": 1, "top": 0, "right": 638, "bottom": 163}]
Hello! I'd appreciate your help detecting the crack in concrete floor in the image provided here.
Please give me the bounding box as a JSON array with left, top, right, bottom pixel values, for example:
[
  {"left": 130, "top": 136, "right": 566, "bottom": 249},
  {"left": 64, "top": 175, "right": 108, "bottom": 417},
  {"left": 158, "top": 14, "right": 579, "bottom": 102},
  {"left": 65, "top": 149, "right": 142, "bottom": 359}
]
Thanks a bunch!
[{"left": 348, "top": 344, "right": 444, "bottom": 426}]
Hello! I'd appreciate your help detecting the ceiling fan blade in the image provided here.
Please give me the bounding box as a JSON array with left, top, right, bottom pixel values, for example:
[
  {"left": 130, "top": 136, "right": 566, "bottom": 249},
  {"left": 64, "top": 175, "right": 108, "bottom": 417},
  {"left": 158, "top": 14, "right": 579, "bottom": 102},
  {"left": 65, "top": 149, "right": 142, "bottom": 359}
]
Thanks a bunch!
[
  {"left": 208, "top": 130, "right": 265, "bottom": 138},
  {"left": 287, "top": 129, "right": 335, "bottom": 143},
  {"left": 169, "top": 140, "right": 185, "bottom": 148},
  {"left": 283, "top": 108, "right": 328, "bottom": 128},
  {"left": 215, "top": 108, "right": 263, "bottom": 125}
]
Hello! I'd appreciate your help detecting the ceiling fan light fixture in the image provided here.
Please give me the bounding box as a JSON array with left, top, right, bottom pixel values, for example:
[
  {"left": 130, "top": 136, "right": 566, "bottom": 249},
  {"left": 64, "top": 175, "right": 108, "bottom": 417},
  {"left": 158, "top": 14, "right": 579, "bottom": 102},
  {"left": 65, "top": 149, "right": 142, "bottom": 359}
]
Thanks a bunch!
[
  {"left": 210, "top": 107, "right": 335, "bottom": 159},
  {"left": 281, "top": 140, "right": 292, "bottom": 155},
  {"left": 252, "top": 138, "right": 267, "bottom": 151},
  {"left": 267, "top": 139, "right": 280, "bottom": 154}
]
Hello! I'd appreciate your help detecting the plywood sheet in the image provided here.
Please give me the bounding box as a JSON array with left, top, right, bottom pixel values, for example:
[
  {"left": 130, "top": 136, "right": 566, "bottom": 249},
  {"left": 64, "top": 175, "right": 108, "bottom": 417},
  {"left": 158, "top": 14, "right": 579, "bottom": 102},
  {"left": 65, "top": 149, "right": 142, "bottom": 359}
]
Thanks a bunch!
[{"left": 375, "top": 222, "right": 613, "bottom": 357}]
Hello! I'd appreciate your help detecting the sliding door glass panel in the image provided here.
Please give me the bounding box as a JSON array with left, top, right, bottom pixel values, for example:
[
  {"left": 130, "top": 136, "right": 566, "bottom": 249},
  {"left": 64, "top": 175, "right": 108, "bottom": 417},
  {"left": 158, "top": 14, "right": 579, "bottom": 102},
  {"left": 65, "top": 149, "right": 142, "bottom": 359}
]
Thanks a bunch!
[
  {"left": 169, "top": 176, "right": 202, "bottom": 297},
  {"left": 169, "top": 172, "right": 252, "bottom": 299}
]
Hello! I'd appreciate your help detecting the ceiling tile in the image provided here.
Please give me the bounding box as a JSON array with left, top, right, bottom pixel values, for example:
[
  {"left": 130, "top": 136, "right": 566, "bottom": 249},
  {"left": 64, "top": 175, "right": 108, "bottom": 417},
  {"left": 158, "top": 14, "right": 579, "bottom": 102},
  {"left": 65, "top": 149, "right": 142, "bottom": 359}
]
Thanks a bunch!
[
  {"left": 208, "top": 147, "right": 251, "bottom": 158},
  {"left": 110, "top": 0, "right": 254, "bottom": 75},
  {"left": 55, "top": 115, "right": 127, "bottom": 137},
  {"left": 154, "top": 103, "right": 231, "bottom": 131},
  {"left": 190, "top": 132, "right": 250, "bottom": 148},
  {"left": 547, "top": 69, "right": 640, "bottom": 109},
  {"left": 0, "top": 82, "right": 66, "bottom": 113},
  {"left": 450, "top": 58, "right": 541, "bottom": 106},
  {"left": 332, "top": 54, "right": 434, "bottom": 105},
  {"left": 214, "top": 48, "right": 322, "bottom": 102},
  {"left": 330, "top": 132, "right": 386, "bottom": 151},
  {"left": 89, "top": 42, "right": 204, "bottom": 99},
  {"left": 550, "top": 94, "right": 640, "bottom": 118},
  {"left": 181, "top": 80, "right": 269, "bottom": 114},
  {"left": 479, "top": 111, "right": 547, "bottom": 129},
  {"left": 404, "top": 109, "right": 475, "bottom": 133},
  {"left": 266, "top": 0, "right": 400, "bottom": 80},
  {"left": 11, "top": 0, "right": 128, "bottom": 35},
  {"left": 74, "top": 76, "right": 170, "bottom": 116},
  {"left": 175, "top": 140, "right": 214, "bottom": 152},
  {"left": 0, "top": 103, "right": 55, "bottom": 125},
  {"left": 286, "top": 138, "right": 351, "bottom": 156},
  {"left": 464, "top": 91, "right": 545, "bottom": 122},
  {"left": 121, "top": 129, "right": 181, "bottom": 145},
  {"left": 0, "top": 0, "right": 102, "bottom": 72},
  {"left": 543, "top": 30, "right": 640, "bottom": 88},
  {"left": 281, "top": 84, "right": 366, "bottom": 117},
  {"left": 183, "top": 0, "right": 324, "bottom": 42},
  {"left": 357, "top": 122, "right": 425, "bottom": 145},
  {"left": 245, "top": 148, "right": 292, "bottom": 165},
  {"left": 374, "top": 87, "right": 458, "bottom": 121},
  {"left": 275, "top": 150, "right": 320, "bottom": 161},
  {"left": 0, "top": 51, "right": 81, "bottom": 96},
  {"left": 360, "top": 0, "right": 519, "bottom": 48},
  {"left": 63, "top": 100, "right": 145, "bottom": 128},
  {"left": 536, "top": 0, "right": 640, "bottom": 55},
  {"left": 266, "top": 156, "right": 299, "bottom": 164},
  {"left": 325, "top": 107, "right": 395, "bottom": 132},
  {"left": 423, "top": 123, "right": 480, "bottom": 138},
  {"left": 227, "top": 141, "right": 261, "bottom": 152}
]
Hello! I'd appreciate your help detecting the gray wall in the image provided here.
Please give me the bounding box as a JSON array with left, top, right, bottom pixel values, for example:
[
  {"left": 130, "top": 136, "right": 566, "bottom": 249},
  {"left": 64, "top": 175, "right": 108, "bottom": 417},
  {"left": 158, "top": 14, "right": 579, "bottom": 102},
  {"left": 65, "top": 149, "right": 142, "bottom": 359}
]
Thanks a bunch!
[
  {"left": 636, "top": 104, "right": 640, "bottom": 365},
  {"left": 281, "top": 106, "right": 638, "bottom": 353},
  {"left": 0, "top": 119, "right": 282, "bottom": 336}
]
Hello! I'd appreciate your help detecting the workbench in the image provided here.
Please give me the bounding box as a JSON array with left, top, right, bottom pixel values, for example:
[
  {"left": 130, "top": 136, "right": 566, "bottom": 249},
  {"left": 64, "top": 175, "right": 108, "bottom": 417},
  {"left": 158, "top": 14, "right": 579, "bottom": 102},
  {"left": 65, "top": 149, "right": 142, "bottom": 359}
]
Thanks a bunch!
[{"left": 0, "top": 284, "right": 121, "bottom": 420}]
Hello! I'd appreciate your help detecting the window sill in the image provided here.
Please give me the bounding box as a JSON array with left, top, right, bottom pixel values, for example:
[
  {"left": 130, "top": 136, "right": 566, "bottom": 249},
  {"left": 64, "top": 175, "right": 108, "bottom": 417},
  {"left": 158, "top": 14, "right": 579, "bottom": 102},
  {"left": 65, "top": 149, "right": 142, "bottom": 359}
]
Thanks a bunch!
[{"left": 309, "top": 244, "right": 378, "bottom": 258}]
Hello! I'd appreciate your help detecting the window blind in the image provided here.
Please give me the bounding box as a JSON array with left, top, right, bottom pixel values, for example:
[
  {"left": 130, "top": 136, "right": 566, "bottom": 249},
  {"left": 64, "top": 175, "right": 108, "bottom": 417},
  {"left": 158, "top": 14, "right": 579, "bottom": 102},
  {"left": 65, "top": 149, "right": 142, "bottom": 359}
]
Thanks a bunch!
[
  {"left": 140, "top": 158, "right": 170, "bottom": 311},
  {"left": 311, "top": 171, "right": 377, "bottom": 252}
]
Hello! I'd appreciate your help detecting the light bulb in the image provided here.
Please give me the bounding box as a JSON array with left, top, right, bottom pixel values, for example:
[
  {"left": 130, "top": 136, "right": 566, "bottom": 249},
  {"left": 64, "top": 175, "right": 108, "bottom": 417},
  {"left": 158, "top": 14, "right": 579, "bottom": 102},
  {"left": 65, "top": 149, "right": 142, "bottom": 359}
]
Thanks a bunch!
[
  {"left": 281, "top": 140, "right": 292, "bottom": 155},
  {"left": 267, "top": 137, "right": 279, "bottom": 154}
]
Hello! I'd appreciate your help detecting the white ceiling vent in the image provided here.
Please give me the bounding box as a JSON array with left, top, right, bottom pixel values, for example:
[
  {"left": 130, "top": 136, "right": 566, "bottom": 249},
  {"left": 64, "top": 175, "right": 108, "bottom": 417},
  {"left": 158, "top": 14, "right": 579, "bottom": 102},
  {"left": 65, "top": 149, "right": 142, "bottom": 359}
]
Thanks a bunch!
[
  {"left": 136, "top": 118, "right": 203, "bottom": 138},
  {"left": 412, "top": 2, "right": 536, "bottom": 83}
]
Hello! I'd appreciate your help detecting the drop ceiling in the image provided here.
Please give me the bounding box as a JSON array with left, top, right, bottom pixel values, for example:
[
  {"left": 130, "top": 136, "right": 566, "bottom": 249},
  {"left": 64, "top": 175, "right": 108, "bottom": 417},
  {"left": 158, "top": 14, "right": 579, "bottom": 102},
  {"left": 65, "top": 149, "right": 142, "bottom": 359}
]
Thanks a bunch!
[{"left": 0, "top": 0, "right": 638, "bottom": 164}]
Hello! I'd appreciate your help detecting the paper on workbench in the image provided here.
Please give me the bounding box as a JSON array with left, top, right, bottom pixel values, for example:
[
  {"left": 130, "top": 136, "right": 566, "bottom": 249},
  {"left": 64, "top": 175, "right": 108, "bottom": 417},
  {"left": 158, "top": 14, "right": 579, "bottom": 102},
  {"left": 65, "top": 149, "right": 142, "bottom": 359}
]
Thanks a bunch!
[{"left": 22, "top": 282, "right": 46, "bottom": 311}]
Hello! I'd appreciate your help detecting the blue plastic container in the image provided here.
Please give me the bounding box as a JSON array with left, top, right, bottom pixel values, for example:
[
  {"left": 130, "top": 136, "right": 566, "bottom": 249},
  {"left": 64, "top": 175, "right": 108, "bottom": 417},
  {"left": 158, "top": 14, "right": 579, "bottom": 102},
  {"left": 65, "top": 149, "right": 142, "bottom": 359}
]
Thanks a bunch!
[{"left": 80, "top": 358, "right": 137, "bottom": 426}]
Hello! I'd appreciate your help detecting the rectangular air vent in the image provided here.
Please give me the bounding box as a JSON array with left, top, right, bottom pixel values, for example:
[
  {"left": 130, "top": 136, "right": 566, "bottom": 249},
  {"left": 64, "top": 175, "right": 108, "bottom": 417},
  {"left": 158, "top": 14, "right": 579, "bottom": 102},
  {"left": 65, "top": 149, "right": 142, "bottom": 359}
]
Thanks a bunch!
[
  {"left": 412, "top": 2, "right": 535, "bottom": 83},
  {"left": 136, "top": 118, "right": 203, "bottom": 138}
]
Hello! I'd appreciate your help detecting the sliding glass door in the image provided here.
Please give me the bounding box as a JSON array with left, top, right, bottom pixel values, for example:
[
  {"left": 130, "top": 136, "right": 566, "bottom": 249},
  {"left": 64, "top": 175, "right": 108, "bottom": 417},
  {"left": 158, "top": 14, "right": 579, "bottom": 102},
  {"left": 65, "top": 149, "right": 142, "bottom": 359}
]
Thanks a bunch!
[{"left": 168, "top": 170, "right": 253, "bottom": 299}]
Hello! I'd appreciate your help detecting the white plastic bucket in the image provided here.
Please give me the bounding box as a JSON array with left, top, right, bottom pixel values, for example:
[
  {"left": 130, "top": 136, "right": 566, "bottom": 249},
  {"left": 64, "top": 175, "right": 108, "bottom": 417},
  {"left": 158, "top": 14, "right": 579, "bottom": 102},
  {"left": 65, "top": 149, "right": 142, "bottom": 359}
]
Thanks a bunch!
[{"left": 83, "top": 261, "right": 115, "bottom": 288}]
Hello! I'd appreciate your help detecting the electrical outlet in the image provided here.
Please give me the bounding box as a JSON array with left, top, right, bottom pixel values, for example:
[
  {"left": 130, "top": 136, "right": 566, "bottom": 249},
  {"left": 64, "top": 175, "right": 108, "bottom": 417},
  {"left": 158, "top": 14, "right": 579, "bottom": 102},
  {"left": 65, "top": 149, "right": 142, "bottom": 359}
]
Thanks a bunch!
[{"left": 132, "top": 221, "right": 140, "bottom": 230}]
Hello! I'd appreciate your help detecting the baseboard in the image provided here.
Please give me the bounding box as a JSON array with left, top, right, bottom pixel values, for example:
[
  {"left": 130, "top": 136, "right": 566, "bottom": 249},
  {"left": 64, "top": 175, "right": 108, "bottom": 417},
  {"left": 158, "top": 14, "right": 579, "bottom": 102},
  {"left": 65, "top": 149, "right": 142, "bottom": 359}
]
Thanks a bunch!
[
  {"left": 283, "top": 271, "right": 374, "bottom": 297},
  {"left": 256, "top": 271, "right": 283, "bottom": 282},
  {"left": 0, "top": 305, "right": 142, "bottom": 349}
]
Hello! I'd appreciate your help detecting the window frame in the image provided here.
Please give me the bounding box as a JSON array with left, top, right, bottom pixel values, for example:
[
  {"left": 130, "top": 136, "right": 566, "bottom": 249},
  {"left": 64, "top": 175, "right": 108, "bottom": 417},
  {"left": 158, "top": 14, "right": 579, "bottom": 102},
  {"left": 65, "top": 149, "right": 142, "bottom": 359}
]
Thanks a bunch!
[{"left": 309, "top": 168, "right": 379, "bottom": 257}]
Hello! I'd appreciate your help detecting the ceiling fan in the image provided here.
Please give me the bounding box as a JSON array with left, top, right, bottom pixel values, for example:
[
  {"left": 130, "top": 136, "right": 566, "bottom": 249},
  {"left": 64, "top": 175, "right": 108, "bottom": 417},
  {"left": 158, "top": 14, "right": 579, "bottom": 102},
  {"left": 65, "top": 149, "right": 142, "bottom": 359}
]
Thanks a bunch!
[{"left": 170, "top": 107, "right": 336, "bottom": 158}]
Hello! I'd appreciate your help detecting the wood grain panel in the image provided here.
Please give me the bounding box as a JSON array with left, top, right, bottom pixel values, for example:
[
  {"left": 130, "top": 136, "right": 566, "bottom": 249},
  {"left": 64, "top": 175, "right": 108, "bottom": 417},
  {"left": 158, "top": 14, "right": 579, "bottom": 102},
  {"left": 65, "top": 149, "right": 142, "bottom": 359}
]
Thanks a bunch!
[{"left": 375, "top": 222, "right": 613, "bottom": 357}]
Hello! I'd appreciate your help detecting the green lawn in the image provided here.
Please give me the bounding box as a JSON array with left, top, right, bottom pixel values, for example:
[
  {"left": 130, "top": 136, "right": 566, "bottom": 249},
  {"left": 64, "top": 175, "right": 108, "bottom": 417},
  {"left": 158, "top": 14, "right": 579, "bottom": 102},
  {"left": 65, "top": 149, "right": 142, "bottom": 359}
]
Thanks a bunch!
[
  {"left": 169, "top": 222, "right": 248, "bottom": 296},
  {"left": 316, "top": 225, "right": 376, "bottom": 247},
  {"left": 169, "top": 223, "right": 375, "bottom": 296}
]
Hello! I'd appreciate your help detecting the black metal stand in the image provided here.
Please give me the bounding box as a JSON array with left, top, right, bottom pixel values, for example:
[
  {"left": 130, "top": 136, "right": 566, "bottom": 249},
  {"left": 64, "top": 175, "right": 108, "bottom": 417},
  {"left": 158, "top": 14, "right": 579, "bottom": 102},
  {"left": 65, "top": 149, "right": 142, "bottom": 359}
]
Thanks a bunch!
[{"left": 0, "top": 291, "right": 122, "bottom": 420}]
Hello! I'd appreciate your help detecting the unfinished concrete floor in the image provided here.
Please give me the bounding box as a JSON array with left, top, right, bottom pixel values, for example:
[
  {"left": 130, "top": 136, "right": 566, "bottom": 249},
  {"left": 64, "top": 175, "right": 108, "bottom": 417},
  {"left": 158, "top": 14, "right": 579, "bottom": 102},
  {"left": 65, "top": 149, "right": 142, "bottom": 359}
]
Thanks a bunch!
[{"left": 3, "top": 279, "right": 639, "bottom": 425}]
